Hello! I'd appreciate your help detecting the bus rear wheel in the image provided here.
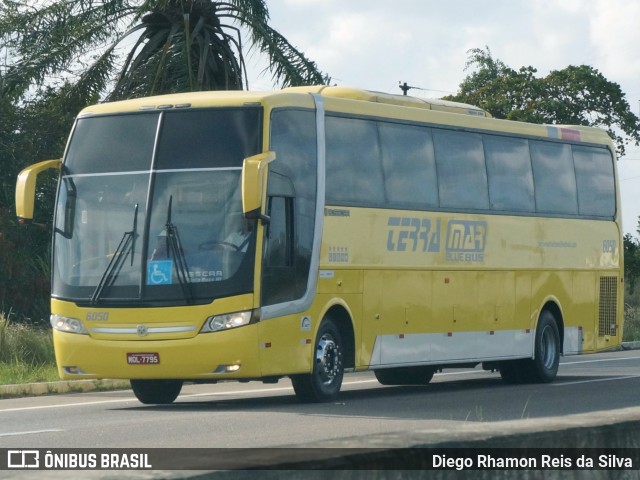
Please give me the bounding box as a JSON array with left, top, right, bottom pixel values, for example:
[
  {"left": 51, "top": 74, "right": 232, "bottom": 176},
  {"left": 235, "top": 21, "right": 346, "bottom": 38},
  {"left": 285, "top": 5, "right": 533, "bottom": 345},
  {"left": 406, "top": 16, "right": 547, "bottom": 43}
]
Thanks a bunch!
[
  {"left": 291, "top": 318, "right": 344, "bottom": 403},
  {"left": 130, "top": 379, "right": 183, "bottom": 404},
  {"left": 524, "top": 310, "right": 561, "bottom": 382},
  {"left": 499, "top": 309, "right": 560, "bottom": 384},
  {"left": 374, "top": 367, "right": 435, "bottom": 385}
]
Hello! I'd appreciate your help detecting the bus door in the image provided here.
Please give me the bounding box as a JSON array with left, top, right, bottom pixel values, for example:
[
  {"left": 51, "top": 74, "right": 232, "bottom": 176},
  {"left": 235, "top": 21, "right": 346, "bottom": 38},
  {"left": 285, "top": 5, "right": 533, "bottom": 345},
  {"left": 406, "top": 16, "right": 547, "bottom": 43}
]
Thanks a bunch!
[{"left": 257, "top": 107, "right": 322, "bottom": 375}]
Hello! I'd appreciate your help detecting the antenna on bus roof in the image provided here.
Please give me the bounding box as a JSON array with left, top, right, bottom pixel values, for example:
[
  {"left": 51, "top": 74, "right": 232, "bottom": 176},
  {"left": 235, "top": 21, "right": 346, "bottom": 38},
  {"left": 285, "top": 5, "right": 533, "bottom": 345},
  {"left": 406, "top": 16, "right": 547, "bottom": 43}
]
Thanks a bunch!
[{"left": 399, "top": 81, "right": 425, "bottom": 96}]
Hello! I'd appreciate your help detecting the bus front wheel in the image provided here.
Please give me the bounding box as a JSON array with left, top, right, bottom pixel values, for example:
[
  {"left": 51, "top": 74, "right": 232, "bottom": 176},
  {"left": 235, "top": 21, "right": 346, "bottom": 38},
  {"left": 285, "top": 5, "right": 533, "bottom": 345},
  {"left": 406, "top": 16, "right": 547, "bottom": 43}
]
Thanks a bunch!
[
  {"left": 291, "top": 318, "right": 344, "bottom": 403},
  {"left": 130, "top": 379, "right": 183, "bottom": 404}
]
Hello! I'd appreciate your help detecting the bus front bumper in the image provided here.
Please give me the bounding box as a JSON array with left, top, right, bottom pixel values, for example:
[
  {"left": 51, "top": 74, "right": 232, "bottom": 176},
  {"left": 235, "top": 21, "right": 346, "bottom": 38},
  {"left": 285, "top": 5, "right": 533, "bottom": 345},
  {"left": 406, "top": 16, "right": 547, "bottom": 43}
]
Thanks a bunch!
[{"left": 52, "top": 325, "right": 262, "bottom": 380}]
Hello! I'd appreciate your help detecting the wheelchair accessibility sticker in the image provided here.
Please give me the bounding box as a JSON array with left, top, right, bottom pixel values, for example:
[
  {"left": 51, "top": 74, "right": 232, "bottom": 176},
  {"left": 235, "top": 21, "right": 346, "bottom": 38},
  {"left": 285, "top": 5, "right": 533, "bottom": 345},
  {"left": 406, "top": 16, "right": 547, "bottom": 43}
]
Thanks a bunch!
[{"left": 147, "top": 260, "right": 173, "bottom": 285}]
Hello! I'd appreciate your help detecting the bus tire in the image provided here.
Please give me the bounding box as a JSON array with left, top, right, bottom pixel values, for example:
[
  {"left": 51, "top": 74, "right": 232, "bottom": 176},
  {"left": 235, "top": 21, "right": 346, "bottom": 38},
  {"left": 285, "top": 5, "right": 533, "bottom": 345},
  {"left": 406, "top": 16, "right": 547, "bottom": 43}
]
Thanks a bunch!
[
  {"left": 523, "top": 310, "right": 561, "bottom": 383},
  {"left": 130, "top": 379, "right": 183, "bottom": 404},
  {"left": 374, "top": 367, "right": 435, "bottom": 385},
  {"left": 291, "top": 318, "right": 344, "bottom": 403}
]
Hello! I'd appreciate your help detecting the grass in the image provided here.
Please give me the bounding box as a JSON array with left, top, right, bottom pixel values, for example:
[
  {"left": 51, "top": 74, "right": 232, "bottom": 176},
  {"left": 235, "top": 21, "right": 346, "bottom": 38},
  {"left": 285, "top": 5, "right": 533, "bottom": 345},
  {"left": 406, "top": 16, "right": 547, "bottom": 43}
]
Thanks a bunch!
[
  {"left": 623, "top": 283, "right": 640, "bottom": 342},
  {"left": 623, "top": 304, "right": 640, "bottom": 342},
  {"left": 0, "top": 312, "right": 59, "bottom": 385},
  {"left": 0, "top": 362, "right": 59, "bottom": 385}
]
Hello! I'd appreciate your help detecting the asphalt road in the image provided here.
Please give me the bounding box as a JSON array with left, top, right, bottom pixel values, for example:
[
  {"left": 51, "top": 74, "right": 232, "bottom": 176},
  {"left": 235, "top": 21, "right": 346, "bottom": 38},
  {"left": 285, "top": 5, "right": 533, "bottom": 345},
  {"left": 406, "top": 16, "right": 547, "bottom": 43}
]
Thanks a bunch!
[{"left": 1, "top": 349, "right": 639, "bottom": 450}]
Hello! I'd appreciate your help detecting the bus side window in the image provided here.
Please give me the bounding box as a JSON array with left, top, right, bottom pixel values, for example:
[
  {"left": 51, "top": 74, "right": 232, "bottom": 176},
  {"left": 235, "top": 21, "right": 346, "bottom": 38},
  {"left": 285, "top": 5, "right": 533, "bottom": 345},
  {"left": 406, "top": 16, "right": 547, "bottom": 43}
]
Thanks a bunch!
[
  {"left": 262, "top": 195, "right": 295, "bottom": 306},
  {"left": 265, "top": 196, "right": 293, "bottom": 267}
]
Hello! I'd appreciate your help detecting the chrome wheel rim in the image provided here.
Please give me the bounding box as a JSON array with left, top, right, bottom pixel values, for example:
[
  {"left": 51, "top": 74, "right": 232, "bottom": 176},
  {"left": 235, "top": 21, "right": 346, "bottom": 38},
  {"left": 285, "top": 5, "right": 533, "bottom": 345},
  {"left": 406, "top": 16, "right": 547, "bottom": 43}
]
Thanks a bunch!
[
  {"left": 315, "top": 333, "right": 341, "bottom": 385},
  {"left": 540, "top": 325, "right": 557, "bottom": 369}
]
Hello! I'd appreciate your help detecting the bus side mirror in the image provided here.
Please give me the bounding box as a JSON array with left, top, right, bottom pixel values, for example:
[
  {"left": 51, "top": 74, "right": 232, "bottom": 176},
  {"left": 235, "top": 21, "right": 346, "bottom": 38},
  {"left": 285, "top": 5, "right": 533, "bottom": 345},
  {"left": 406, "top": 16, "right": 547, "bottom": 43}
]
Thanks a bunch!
[
  {"left": 15, "top": 159, "right": 62, "bottom": 224},
  {"left": 242, "top": 151, "right": 275, "bottom": 222}
]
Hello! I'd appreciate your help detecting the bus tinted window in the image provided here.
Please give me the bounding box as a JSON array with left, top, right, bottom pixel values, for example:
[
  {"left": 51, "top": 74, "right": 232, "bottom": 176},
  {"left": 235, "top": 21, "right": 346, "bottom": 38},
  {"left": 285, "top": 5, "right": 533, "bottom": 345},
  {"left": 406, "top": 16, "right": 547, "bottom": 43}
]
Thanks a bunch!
[
  {"left": 379, "top": 122, "right": 438, "bottom": 209},
  {"left": 322, "top": 114, "right": 615, "bottom": 221},
  {"left": 484, "top": 136, "right": 535, "bottom": 212},
  {"left": 326, "top": 116, "right": 384, "bottom": 205},
  {"left": 433, "top": 130, "right": 489, "bottom": 210},
  {"left": 65, "top": 113, "right": 159, "bottom": 175},
  {"left": 573, "top": 146, "right": 615, "bottom": 218},
  {"left": 530, "top": 141, "right": 578, "bottom": 215},
  {"left": 156, "top": 108, "right": 261, "bottom": 169}
]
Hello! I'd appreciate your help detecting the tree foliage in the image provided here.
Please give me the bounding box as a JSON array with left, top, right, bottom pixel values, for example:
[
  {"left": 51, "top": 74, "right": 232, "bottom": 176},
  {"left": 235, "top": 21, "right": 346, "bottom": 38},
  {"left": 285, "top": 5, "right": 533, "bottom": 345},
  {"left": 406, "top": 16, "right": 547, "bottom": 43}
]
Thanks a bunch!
[
  {"left": 446, "top": 47, "right": 640, "bottom": 157},
  {"left": 0, "top": 87, "right": 75, "bottom": 322},
  {"left": 0, "top": 0, "right": 328, "bottom": 103},
  {"left": 624, "top": 217, "right": 640, "bottom": 299},
  {"left": 624, "top": 233, "right": 640, "bottom": 296}
]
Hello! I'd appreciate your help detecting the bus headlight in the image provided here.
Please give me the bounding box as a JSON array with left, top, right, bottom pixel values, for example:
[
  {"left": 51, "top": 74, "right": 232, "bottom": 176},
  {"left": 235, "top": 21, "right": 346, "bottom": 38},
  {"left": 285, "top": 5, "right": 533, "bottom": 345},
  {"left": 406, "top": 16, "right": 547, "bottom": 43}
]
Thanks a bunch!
[
  {"left": 50, "top": 314, "right": 89, "bottom": 335},
  {"left": 201, "top": 311, "right": 253, "bottom": 333}
]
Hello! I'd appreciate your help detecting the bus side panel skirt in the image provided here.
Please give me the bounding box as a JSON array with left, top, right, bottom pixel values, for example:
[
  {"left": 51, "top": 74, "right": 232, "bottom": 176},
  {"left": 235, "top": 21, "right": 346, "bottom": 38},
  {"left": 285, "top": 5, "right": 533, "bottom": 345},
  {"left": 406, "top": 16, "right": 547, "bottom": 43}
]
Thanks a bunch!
[{"left": 369, "top": 329, "right": 533, "bottom": 367}]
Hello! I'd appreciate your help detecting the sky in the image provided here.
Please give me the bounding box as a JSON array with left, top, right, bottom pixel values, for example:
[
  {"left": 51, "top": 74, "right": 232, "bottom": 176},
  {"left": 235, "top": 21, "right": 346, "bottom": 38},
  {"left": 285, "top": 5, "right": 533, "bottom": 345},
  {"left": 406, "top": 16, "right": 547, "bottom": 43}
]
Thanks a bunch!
[{"left": 245, "top": 0, "right": 640, "bottom": 236}]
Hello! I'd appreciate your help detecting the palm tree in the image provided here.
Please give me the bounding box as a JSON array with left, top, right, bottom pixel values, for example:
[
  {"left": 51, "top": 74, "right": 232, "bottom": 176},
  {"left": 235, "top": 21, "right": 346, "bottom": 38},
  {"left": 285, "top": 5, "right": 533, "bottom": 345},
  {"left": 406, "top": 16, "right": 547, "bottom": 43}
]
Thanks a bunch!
[{"left": 0, "top": 0, "right": 328, "bottom": 102}]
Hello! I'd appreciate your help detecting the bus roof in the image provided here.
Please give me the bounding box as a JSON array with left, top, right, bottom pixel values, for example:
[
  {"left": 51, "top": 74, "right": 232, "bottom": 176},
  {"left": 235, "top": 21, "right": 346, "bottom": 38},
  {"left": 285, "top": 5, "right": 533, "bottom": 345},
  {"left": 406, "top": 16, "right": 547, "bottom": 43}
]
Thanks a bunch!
[
  {"left": 283, "top": 86, "right": 491, "bottom": 117},
  {"left": 77, "top": 85, "right": 613, "bottom": 148},
  {"left": 78, "top": 85, "right": 490, "bottom": 117}
]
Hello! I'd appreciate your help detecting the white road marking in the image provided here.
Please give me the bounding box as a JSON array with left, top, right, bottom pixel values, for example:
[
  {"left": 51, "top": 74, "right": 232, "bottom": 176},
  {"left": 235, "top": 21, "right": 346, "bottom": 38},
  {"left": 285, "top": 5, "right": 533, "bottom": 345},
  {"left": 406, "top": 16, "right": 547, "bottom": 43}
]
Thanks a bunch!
[
  {"left": 562, "top": 355, "right": 640, "bottom": 365},
  {"left": 176, "top": 385, "right": 294, "bottom": 399},
  {"left": 553, "top": 375, "right": 640, "bottom": 387},
  {"left": 0, "top": 429, "right": 64, "bottom": 437},
  {"left": 0, "top": 397, "right": 139, "bottom": 413}
]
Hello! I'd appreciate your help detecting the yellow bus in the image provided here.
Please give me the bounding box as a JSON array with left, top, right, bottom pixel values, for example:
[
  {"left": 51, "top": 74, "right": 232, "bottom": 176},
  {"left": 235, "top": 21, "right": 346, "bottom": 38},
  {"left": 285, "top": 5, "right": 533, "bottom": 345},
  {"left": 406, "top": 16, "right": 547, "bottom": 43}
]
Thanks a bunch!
[{"left": 16, "top": 86, "right": 623, "bottom": 404}]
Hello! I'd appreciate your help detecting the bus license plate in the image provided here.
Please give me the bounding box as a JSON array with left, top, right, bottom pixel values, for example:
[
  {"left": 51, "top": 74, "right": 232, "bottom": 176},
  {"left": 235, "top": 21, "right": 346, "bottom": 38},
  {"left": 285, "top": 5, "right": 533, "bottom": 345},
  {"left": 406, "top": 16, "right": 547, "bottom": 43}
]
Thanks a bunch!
[{"left": 127, "top": 353, "right": 160, "bottom": 365}]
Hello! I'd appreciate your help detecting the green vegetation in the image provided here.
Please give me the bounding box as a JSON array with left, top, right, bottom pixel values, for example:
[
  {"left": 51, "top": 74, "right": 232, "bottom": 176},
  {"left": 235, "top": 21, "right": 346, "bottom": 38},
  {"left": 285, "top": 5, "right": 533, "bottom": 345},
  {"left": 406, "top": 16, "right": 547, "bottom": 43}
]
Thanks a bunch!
[
  {"left": 446, "top": 47, "right": 640, "bottom": 156},
  {"left": 623, "top": 228, "right": 640, "bottom": 342},
  {"left": 623, "top": 306, "right": 640, "bottom": 342},
  {"left": 0, "top": 0, "right": 328, "bottom": 102},
  {"left": 0, "top": 312, "right": 58, "bottom": 385},
  {"left": 0, "top": 363, "right": 59, "bottom": 386}
]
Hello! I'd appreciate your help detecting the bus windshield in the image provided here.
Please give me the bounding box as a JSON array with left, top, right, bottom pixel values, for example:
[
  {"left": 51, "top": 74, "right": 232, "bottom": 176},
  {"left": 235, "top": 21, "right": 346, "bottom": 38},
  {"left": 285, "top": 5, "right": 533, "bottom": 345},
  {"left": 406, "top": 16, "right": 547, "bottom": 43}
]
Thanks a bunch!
[{"left": 52, "top": 108, "right": 262, "bottom": 305}]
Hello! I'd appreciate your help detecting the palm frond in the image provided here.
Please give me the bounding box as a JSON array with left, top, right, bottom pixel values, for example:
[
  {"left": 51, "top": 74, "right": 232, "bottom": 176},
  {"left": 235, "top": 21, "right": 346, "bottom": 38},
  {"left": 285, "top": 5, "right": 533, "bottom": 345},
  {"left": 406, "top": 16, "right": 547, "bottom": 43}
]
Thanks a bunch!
[
  {"left": 0, "top": 0, "right": 135, "bottom": 97},
  {"left": 1, "top": 0, "right": 328, "bottom": 101}
]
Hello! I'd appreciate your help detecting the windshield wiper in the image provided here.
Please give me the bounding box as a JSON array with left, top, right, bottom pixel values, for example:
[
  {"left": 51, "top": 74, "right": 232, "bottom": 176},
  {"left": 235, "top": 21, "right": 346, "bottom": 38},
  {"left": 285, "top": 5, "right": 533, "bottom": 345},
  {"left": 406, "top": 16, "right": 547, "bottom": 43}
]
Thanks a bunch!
[
  {"left": 90, "top": 203, "right": 139, "bottom": 305},
  {"left": 165, "top": 195, "right": 193, "bottom": 304}
]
